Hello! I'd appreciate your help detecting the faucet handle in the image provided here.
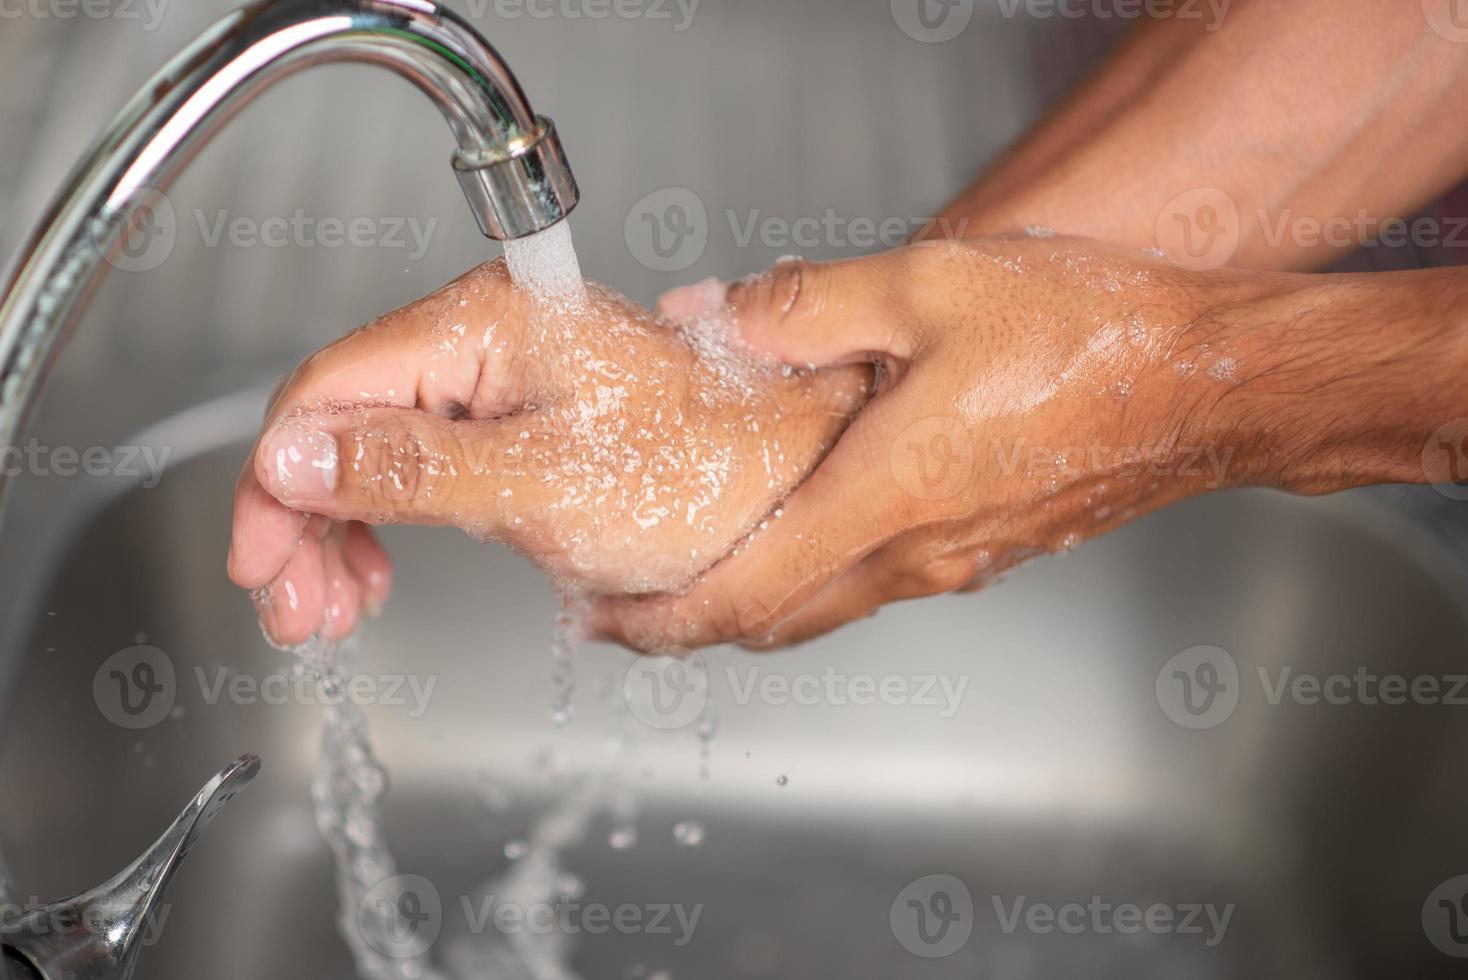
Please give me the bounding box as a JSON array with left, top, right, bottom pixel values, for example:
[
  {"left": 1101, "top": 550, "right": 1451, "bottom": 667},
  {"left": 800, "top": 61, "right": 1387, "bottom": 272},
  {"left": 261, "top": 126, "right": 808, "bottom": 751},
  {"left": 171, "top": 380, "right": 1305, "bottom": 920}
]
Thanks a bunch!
[{"left": 1, "top": 754, "right": 261, "bottom": 980}]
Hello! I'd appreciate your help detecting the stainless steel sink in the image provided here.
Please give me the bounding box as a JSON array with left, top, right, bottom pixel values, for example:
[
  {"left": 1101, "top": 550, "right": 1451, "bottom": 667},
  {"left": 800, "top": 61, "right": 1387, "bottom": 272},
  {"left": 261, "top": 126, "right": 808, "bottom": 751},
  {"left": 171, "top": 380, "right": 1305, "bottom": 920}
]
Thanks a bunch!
[{"left": 2, "top": 394, "right": 1467, "bottom": 979}]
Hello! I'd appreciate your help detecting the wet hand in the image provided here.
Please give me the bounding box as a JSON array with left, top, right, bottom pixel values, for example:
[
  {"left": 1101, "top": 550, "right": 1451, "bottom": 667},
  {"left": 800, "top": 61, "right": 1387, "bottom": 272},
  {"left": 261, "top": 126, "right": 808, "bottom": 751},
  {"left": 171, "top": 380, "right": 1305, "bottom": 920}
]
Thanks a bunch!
[
  {"left": 590, "top": 237, "right": 1276, "bottom": 649},
  {"left": 227, "top": 260, "right": 870, "bottom": 646}
]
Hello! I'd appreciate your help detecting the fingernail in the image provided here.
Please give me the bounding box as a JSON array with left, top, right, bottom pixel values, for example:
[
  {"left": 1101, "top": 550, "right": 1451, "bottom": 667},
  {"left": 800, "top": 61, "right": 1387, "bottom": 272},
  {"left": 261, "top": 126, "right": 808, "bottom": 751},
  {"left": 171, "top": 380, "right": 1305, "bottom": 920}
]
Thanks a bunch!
[
  {"left": 657, "top": 277, "right": 726, "bottom": 323},
  {"left": 260, "top": 422, "right": 337, "bottom": 502}
]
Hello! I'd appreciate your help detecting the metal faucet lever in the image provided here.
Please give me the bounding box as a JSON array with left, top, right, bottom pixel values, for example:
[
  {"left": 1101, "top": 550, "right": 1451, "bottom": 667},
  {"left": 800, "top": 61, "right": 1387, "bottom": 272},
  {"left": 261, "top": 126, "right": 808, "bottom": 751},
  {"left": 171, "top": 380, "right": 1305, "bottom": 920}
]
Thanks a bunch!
[{"left": 0, "top": 755, "right": 261, "bottom": 980}]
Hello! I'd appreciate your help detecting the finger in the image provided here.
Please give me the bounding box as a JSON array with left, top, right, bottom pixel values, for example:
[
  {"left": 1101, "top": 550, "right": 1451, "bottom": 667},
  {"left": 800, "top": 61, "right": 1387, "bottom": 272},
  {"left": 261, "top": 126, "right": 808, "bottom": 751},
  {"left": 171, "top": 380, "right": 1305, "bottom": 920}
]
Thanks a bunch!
[
  {"left": 742, "top": 559, "right": 893, "bottom": 649},
  {"left": 720, "top": 251, "right": 918, "bottom": 367},
  {"left": 319, "top": 527, "right": 362, "bottom": 641},
  {"left": 253, "top": 406, "right": 529, "bottom": 528},
  {"left": 743, "top": 546, "right": 976, "bottom": 650},
  {"left": 231, "top": 262, "right": 529, "bottom": 593},
  {"left": 257, "top": 532, "right": 327, "bottom": 648},
  {"left": 228, "top": 459, "right": 309, "bottom": 590},
  {"left": 587, "top": 404, "right": 913, "bottom": 650},
  {"left": 264, "top": 260, "right": 528, "bottom": 425},
  {"left": 342, "top": 521, "right": 392, "bottom": 615},
  {"left": 655, "top": 277, "right": 726, "bottom": 323}
]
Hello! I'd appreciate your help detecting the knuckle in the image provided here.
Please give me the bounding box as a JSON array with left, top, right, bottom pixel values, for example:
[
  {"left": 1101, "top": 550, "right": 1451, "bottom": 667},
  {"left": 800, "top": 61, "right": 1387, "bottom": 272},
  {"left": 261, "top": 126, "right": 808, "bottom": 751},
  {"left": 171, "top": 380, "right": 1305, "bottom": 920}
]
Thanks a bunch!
[
  {"left": 729, "top": 259, "right": 817, "bottom": 339},
  {"left": 720, "top": 590, "right": 781, "bottom": 643},
  {"left": 351, "top": 416, "right": 458, "bottom": 516},
  {"left": 766, "top": 258, "right": 812, "bottom": 319}
]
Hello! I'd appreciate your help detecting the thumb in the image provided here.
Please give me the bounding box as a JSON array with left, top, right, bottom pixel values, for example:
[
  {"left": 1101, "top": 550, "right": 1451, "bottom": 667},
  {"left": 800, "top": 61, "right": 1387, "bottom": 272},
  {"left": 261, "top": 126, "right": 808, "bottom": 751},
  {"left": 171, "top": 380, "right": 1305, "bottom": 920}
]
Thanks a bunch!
[
  {"left": 254, "top": 408, "right": 516, "bottom": 527},
  {"left": 664, "top": 253, "right": 913, "bottom": 368}
]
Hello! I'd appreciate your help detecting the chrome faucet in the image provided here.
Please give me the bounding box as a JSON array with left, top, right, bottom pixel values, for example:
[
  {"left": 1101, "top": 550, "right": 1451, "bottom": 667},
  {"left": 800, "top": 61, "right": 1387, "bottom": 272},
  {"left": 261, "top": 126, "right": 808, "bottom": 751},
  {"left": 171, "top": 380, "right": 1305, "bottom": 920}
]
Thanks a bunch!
[
  {"left": 0, "top": 0, "right": 578, "bottom": 512},
  {"left": 0, "top": 2, "right": 577, "bottom": 977},
  {"left": 0, "top": 756, "right": 261, "bottom": 980}
]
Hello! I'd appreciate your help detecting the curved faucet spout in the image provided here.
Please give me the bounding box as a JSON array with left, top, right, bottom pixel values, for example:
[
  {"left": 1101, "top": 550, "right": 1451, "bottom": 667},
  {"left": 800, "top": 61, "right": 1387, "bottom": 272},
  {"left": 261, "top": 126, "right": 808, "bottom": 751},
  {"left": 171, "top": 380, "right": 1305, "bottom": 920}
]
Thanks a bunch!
[{"left": 0, "top": 0, "right": 578, "bottom": 511}]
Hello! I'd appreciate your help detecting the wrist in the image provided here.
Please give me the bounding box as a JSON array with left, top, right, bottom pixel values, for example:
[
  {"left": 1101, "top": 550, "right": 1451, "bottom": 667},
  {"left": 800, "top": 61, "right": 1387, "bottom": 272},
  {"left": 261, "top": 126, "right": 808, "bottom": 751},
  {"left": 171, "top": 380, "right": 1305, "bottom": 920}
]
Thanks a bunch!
[{"left": 1171, "top": 268, "right": 1468, "bottom": 494}]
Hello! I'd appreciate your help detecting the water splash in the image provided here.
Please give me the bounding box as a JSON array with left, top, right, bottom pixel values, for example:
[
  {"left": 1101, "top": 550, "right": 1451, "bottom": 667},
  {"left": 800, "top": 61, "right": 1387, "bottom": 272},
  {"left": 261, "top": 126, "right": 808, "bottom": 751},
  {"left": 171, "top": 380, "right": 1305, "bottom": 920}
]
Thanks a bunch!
[
  {"left": 289, "top": 620, "right": 700, "bottom": 980},
  {"left": 672, "top": 821, "right": 705, "bottom": 849},
  {"left": 503, "top": 222, "right": 587, "bottom": 309},
  {"left": 443, "top": 777, "right": 605, "bottom": 979},
  {"left": 550, "top": 610, "right": 577, "bottom": 727},
  {"left": 292, "top": 635, "right": 442, "bottom": 980}
]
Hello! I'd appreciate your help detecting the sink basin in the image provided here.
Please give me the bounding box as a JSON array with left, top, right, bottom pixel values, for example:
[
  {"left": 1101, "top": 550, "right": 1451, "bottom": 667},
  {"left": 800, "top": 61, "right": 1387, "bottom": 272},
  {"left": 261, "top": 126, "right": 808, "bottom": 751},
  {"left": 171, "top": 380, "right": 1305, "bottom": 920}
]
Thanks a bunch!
[{"left": 3, "top": 394, "right": 1468, "bottom": 979}]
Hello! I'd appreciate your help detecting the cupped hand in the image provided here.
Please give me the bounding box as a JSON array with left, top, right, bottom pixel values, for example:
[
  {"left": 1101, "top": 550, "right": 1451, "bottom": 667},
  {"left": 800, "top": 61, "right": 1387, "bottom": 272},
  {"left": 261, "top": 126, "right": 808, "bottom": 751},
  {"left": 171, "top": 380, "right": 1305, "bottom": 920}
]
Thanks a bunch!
[
  {"left": 591, "top": 236, "right": 1280, "bottom": 649},
  {"left": 228, "top": 260, "right": 870, "bottom": 647}
]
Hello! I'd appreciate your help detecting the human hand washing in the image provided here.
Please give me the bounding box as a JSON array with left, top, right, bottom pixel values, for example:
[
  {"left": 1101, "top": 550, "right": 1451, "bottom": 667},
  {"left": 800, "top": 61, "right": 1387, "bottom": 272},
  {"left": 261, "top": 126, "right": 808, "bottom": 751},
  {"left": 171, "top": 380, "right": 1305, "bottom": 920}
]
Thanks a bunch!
[
  {"left": 592, "top": 236, "right": 1468, "bottom": 649},
  {"left": 226, "top": 244, "right": 870, "bottom": 646},
  {"left": 231, "top": 231, "right": 1468, "bottom": 650},
  {"left": 221, "top": 0, "right": 1468, "bottom": 654}
]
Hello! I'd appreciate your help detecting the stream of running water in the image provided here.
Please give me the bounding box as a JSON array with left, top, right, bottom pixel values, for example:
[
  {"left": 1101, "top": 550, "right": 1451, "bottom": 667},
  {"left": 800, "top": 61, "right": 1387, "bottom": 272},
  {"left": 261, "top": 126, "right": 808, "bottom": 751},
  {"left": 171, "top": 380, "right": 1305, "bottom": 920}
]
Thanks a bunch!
[{"left": 300, "top": 222, "right": 694, "bottom": 980}]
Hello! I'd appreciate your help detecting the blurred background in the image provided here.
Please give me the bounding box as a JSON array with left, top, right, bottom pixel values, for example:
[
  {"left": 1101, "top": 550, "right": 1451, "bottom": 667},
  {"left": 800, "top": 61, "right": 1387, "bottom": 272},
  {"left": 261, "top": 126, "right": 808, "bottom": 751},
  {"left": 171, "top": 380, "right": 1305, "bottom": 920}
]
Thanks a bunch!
[{"left": 3, "top": 1, "right": 1468, "bottom": 978}]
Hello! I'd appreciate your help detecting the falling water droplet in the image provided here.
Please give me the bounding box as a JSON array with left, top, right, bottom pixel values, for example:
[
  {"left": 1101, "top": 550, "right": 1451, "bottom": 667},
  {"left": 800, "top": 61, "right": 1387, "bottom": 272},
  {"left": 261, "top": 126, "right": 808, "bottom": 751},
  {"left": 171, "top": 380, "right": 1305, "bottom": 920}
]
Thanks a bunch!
[{"left": 673, "top": 821, "right": 705, "bottom": 848}]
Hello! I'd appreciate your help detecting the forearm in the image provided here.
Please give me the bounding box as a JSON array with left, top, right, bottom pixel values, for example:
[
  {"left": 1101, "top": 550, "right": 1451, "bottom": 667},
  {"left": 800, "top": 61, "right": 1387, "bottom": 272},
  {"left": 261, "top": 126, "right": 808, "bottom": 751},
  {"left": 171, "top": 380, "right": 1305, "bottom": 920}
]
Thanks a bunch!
[
  {"left": 933, "top": 0, "right": 1468, "bottom": 271},
  {"left": 1178, "top": 265, "right": 1468, "bottom": 493}
]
